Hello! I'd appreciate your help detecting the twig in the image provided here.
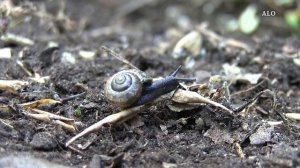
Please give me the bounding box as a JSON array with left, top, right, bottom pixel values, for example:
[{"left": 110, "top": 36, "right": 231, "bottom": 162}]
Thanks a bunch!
[
  {"left": 65, "top": 143, "right": 90, "bottom": 157},
  {"left": 61, "top": 92, "right": 86, "bottom": 103},
  {"left": 231, "top": 78, "right": 269, "bottom": 96},
  {"left": 65, "top": 105, "right": 145, "bottom": 147},
  {"left": 30, "top": 108, "right": 75, "bottom": 122},
  {"left": 255, "top": 106, "right": 269, "bottom": 115},
  {"left": 101, "top": 46, "right": 139, "bottom": 69},
  {"left": 0, "top": 119, "right": 13, "bottom": 129},
  {"left": 234, "top": 89, "right": 275, "bottom": 113}
]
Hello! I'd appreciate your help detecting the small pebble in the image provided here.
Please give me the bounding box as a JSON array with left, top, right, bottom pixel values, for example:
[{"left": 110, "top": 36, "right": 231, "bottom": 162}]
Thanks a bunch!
[
  {"left": 160, "top": 125, "right": 168, "bottom": 135},
  {"left": 47, "top": 41, "right": 59, "bottom": 48},
  {"left": 184, "top": 57, "right": 196, "bottom": 70},
  {"left": 61, "top": 52, "right": 76, "bottom": 65},
  {"left": 195, "top": 117, "right": 204, "bottom": 130},
  {"left": 174, "top": 134, "right": 182, "bottom": 142},
  {"left": 293, "top": 58, "right": 300, "bottom": 67},
  {"left": 176, "top": 118, "right": 188, "bottom": 125},
  {"left": 0, "top": 47, "right": 11, "bottom": 59},
  {"left": 162, "top": 162, "right": 177, "bottom": 168},
  {"left": 79, "top": 50, "right": 96, "bottom": 60}
]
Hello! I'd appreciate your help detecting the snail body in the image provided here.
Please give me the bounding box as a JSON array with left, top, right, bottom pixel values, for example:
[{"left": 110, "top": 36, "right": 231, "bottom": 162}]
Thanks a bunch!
[{"left": 105, "top": 66, "right": 195, "bottom": 108}]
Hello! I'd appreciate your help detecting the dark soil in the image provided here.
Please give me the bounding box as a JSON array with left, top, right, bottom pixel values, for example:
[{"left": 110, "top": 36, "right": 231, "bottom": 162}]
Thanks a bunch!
[{"left": 0, "top": 0, "right": 300, "bottom": 168}]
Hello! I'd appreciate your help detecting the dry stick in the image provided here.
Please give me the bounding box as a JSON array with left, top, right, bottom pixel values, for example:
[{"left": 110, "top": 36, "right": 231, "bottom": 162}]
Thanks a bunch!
[
  {"left": 31, "top": 108, "right": 75, "bottom": 122},
  {"left": 101, "top": 46, "right": 139, "bottom": 69},
  {"left": 0, "top": 119, "right": 13, "bottom": 129},
  {"left": 23, "top": 112, "right": 51, "bottom": 122},
  {"left": 233, "top": 89, "right": 274, "bottom": 113},
  {"left": 65, "top": 105, "right": 145, "bottom": 147},
  {"left": 64, "top": 143, "right": 89, "bottom": 157},
  {"left": 61, "top": 92, "right": 86, "bottom": 103},
  {"left": 231, "top": 78, "right": 269, "bottom": 96}
]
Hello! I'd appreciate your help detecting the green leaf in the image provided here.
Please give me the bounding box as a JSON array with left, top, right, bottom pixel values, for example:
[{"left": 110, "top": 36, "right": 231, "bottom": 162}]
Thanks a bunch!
[
  {"left": 285, "top": 11, "right": 299, "bottom": 28},
  {"left": 74, "top": 107, "right": 82, "bottom": 117},
  {"left": 238, "top": 5, "right": 260, "bottom": 34},
  {"left": 284, "top": 11, "right": 300, "bottom": 35}
]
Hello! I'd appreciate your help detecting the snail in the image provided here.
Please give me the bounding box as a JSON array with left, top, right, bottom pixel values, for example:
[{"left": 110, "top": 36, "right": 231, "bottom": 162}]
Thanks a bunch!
[{"left": 104, "top": 66, "right": 196, "bottom": 108}]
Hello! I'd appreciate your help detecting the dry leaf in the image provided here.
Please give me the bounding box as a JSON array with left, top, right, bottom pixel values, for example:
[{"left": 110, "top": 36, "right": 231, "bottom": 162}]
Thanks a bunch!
[
  {"left": 284, "top": 113, "right": 300, "bottom": 120},
  {"left": 172, "top": 89, "right": 233, "bottom": 114},
  {"left": 19, "top": 99, "right": 61, "bottom": 108},
  {"left": 167, "top": 102, "right": 199, "bottom": 112},
  {"left": 172, "top": 31, "right": 202, "bottom": 59},
  {"left": 222, "top": 63, "right": 262, "bottom": 84},
  {"left": 0, "top": 80, "right": 28, "bottom": 93}
]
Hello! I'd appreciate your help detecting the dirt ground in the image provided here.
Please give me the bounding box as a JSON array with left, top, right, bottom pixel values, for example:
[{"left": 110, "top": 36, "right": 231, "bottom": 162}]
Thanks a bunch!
[{"left": 0, "top": 0, "right": 300, "bottom": 168}]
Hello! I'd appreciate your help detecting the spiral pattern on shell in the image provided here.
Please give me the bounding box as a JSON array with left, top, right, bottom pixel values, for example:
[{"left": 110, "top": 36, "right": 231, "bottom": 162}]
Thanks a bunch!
[{"left": 104, "top": 70, "right": 144, "bottom": 108}]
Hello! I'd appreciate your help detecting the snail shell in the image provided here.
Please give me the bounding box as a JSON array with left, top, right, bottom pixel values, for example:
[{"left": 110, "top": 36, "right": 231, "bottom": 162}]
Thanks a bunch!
[{"left": 104, "top": 69, "right": 150, "bottom": 108}]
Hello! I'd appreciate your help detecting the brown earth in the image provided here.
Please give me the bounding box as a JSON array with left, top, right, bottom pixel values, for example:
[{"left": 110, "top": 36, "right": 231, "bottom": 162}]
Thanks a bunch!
[{"left": 0, "top": 0, "right": 300, "bottom": 168}]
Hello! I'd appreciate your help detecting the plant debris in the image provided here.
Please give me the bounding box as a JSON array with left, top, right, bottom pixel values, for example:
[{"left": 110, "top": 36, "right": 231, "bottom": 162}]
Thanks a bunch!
[
  {"left": 249, "top": 124, "right": 274, "bottom": 145},
  {"left": 0, "top": 0, "right": 299, "bottom": 167},
  {"left": 1, "top": 33, "right": 34, "bottom": 46}
]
